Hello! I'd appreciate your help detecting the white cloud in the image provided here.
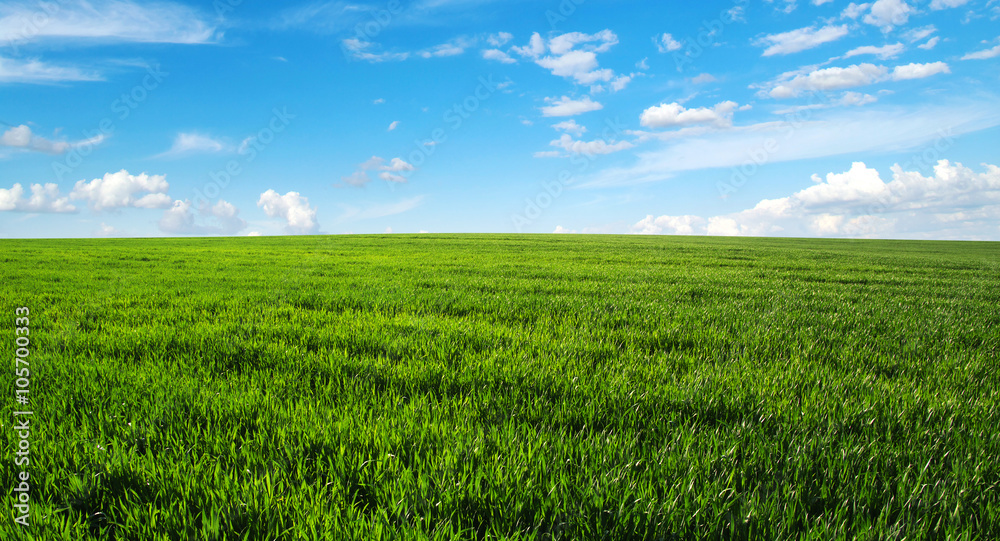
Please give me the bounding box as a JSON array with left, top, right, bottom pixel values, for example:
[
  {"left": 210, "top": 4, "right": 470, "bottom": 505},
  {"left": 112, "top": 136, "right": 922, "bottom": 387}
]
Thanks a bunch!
[
  {"left": 929, "top": 0, "right": 970, "bottom": 8},
  {"left": 609, "top": 73, "right": 634, "bottom": 92},
  {"left": 631, "top": 214, "right": 705, "bottom": 235},
  {"left": 516, "top": 30, "right": 619, "bottom": 85},
  {"left": 487, "top": 32, "right": 513, "bottom": 47},
  {"left": 159, "top": 199, "right": 246, "bottom": 236},
  {"left": 388, "top": 120, "right": 400, "bottom": 131},
  {"left": 159, "top": 132, "right": 227, "bottom": 157},
  {"left": 549, "top": 133, "right": 634, "bottom": 156},
  {"left": 257, "top": 190, "right": 319, "bottom": 234},
  {"left": 0, "top": 0, "right": 218, "bottom": 45},
  {"left": 540, "top": 95, "right": 603, "bottom": 117},
  {"left": 863, "top": 0, "right": 912, "bottom": 30},
  {"left": 342, "top": 39, "right": 410, "bottom": 62},
  {"left": 95, "top": 222, "right": 120, "bottom": 237},
  {"left": 379, "top": 172, "right": 407, "bottom": 183},
  {"left": 962, "top": 43, "right": 1000, "bottom": 60},
  {"left": 511, "top": 32, "right": 545, "bottom": 58},
  {"left": 418, "top": 38, "right": 471, "bottom": 58},
  {"left": 636, "top": 57, "right": 649, "bottom": 70},
  {"left": 70, "top": 170, "right": 172, "bottom": 211},
  {"left": 552, "top": 119, "right": 587, "bottom": 136},
  {"left": 844, "top": 43, "right": 904, "bottom": 60},
  {"left": 536, "top": 50, "right": 612, "bottom": 84},
  {"left": 756, "top": 24, "right": 849, "bottom": 56},
  {"left": 918, "top": 37, "right": 940, "bottom": 50},
  {"left": 553, "top": 225, "right": 576, "bottom": 234},
  {"left": 841, "top": 2, "right": 871, "bottom": 19},
  {"left": 903, "top": 26, "right": 937, "bottom": 42},
  {"left": 0, "top": 183, "right": 76, "bottom": 213},
  {"left": 691, "top": 73, "right": 718, "bottom": 84},
  {"left": 340, "top": 156, "right": 415, "bottom": 187},
  {"left": 640, "top": 101, "right": 739, "bottom": 128},
  {"left": 763, "top": 61, "right": 949, "bottom": 98},
  {"left": 631, "top": 161, "right": 1000, "bottom": 239},
  {"left": 482, "top": 49, "right": 516, "bottom": 63},
  {"left": 373, "top": 98, "right": 385, "bottom": 104},
  {"left": 891, "top": 61, "right": 950, "bottom": 80},
  {"left": 384, "top": 157, "right": 414, "bottom": 172},
  {"left": 0, "top": 124, "right": 106, "bottom": 154},
  {"left": 655, "top": 33, "right": 683, "bottom": 53},
  {"left": 0, "top": 56, "right": 102, "bottom": 83},
  {"left": 534, "top": 150, "right": 562, "bottom": 158},
  {"left": 772, "top": 91, "right": 877, "bottom": 115}
]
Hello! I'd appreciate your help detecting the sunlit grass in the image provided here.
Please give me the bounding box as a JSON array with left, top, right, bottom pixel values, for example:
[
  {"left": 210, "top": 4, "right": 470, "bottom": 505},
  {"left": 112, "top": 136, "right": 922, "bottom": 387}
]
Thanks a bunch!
[{"left": 2, "top": 234, "right": 998, "bottom": 539}]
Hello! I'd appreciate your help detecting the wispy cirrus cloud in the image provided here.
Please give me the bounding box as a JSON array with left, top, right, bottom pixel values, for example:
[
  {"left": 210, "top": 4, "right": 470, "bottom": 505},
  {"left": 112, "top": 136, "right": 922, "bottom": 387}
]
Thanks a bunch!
[
  {"left": 581, "top": 102, "right": 1000, "bottom": 188},
  {"left": 0, "top": 56, "right": 102, "bottom": 84},
  {"left": 0, "top": 0, "right": 219, "bottom": 46},
  {"left": 1, "top": 123, "right": 106, "bottom": 153}
]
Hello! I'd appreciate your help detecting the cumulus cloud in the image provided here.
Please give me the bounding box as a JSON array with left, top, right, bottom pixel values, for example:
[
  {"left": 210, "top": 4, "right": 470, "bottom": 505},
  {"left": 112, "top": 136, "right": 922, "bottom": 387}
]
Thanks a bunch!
[
  {"left": 257, "top": 190, "right": 319, "bottom": 234},
  {"left": 159, "top": 199, "right": 246, "bottom": 236},
  {"left": 540, "top": 95, "right": 603, "bottom": 117},
  {"left": 655, "top": 33, "right": 683, "bottom": 53},
  {"left": 891, "top": 61, "right": 950, "bottom": 80},
  {"left": 514, "top": 30, "right": 619, "bottom": 85},
  {"left": 755, "top": 24, "right": 850, "bottom": 56},
  {"left": 841, "top": 2, "right": 871, "bottom": 19},
  {"left": 631, "top": 214, "right": 705, "bottom": 235},
  {"left": 0, "top": 183, "right": 76, "bottom": 213},
  {"left": 70, "top": 170, "right": 172, "bottom": 211},
  {"left": 764, "top": 61, "right": 949, "bottom": 98},
  {"left": 639, "top": 101, "right": 739, "bottom": 128},
  {"left": 1, "top": 124, "right": 106, "bottom": 154},
  {"left": 863, "top": 0, "right": 912, "bottom": 30},
  {"left": 631, "top": 161, "right": 1000, "bottom": 239}
]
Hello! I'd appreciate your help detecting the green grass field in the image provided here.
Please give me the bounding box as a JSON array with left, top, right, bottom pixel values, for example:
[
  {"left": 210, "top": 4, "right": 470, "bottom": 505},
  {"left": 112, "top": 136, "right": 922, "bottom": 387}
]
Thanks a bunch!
[{"left": 2, "top": 234, "right": 999, "bottom": 540}]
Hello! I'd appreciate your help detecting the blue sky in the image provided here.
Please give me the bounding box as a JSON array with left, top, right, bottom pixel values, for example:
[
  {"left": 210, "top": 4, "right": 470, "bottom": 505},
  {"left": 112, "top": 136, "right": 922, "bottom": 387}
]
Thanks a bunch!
[{"left": 1, "top": 0, "right": 999, "bottom": 239}]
